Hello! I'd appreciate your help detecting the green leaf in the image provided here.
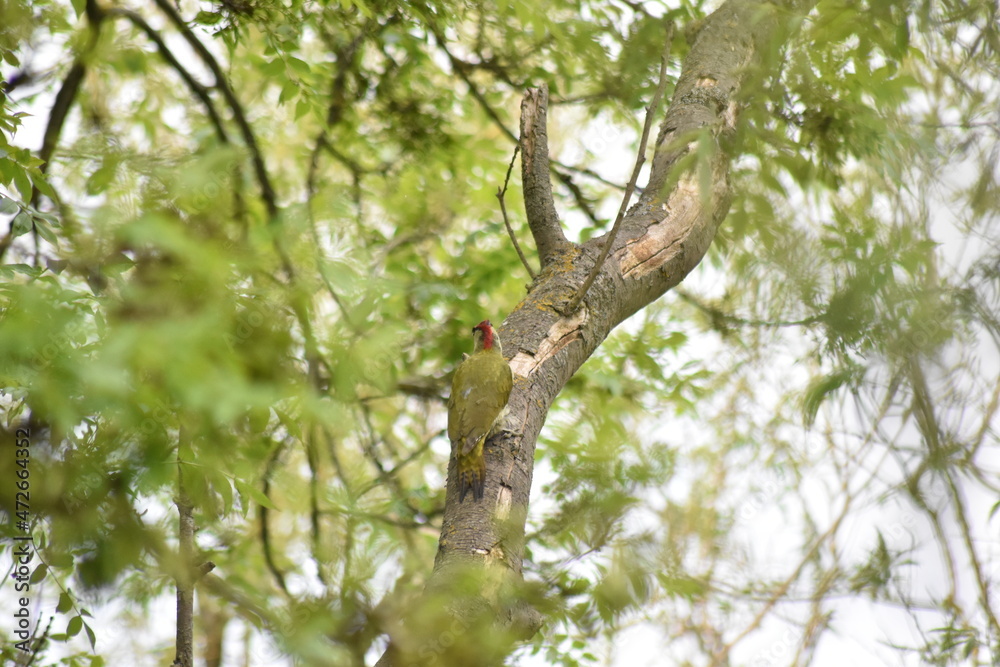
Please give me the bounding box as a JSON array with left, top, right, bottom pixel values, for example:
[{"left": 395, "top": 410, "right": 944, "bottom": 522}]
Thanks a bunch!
[
  {"left": 10, "top": 210, "right": 30, "bottom": 236},
  {"left": 30, "top": 563, "right": 48, "bottom": 583},
  {"left": 86, "top": 161, "right": 118, "bottom": 195},
  {"left": 209, "top": 468, "right": 234, "bottom": 516},
  {"left": 803, "top": 369, "right": 855, "bottom": 427},
  {"left": 32, "top": 215, "right": 58, "bottom": 244},
  {"left": 31, "top": 172, "right": 57, "bottom": 200},
  {"left": 13, "top": 166, "right": 31, "bottom": 201},
  {"left": 67, "top": 615, "right": 83, "bottom": 637},
  {"left": 57, "top": 591, "right": 74, "bottom": 613},
  {"left": 278, "top": 79, "right": 299, "bottom": 105},
  {"left": 274, "top": 408, "right": 302, "bottom": 439},
  {"left": 194, "top": 10, "right": 224, "bottom": 25},
  {"left": 234, "top": 478, "right": 277, "bottom": 511},
  {"left": 0, "top": 193, "right": 18, "bottom": 213},
  {"left": 0, "top": 263, "right": 40, "bottom": 279},
  {"left": 286, "top": 57, "right": 312, "bottom": 79},
  {"left": 295, "top": 98, "right": 312, "bottom": 121},
  {"left": 84, "top": 621, "right": 96, "bottom": 649}
]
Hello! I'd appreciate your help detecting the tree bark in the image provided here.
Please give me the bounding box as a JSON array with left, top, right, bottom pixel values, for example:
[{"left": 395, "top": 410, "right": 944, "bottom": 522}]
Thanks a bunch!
[
  {"left": 173, "top": 484, "right": 196, "bottom": 667},
  {"left": 376, "top": 0, "right": 815, "bottom": 664}
]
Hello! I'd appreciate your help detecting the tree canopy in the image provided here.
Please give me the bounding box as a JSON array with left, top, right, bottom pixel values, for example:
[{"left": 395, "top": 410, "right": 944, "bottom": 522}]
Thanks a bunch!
[{"left": 1, "top": 0, "right": 998, "bottom": 665}]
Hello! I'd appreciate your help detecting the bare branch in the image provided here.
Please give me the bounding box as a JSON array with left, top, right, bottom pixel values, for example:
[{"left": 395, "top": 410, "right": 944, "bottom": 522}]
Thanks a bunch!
[
  {"left": 7, "top": 0, "right": 104, "bottom": 264},
  {"left": 519, "top": 85, "right": 571, "bottom": 266},
  {"left": 430, "top": 20, "right": 624, "bottom": 225},
  {"left": 429, "top": 30, "right": 518, "bottom": 144},
  {"left": 497, "top": 146, "right": 536, "bottom": 279}
]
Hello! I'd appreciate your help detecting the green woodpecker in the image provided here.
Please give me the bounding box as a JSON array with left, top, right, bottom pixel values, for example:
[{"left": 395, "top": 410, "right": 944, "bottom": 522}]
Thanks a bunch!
[{"left": 448, "top": 320, "right": 513, "bottom": 502}]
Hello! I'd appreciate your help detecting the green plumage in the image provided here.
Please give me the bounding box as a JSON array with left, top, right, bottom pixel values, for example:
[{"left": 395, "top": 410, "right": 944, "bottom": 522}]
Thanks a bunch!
[{"left": 448, "top": 321, "right": 513, "bottom": 502}]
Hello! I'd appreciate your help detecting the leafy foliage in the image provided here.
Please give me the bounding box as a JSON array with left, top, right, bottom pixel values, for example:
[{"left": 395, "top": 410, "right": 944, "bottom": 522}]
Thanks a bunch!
[{"left": 1, "top": 0, "right": 998, "bottom": 665}]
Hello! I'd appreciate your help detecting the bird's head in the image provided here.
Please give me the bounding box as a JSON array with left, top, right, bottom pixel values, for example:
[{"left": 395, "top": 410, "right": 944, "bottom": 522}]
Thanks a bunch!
[{"left": 472, "top": 320, "right": 501, "bottom": 354}]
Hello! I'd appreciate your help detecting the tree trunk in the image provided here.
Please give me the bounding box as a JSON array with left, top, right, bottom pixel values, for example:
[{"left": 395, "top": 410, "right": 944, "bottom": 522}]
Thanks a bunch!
[{"left": 376, "top": 0, "right": 816, "bottom": 663}]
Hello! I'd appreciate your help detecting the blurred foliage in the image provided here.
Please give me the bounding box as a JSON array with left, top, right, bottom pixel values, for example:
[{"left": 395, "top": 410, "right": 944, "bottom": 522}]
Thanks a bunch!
[{"left": 0, "top": 0, "right": 998, "bottom": 665}]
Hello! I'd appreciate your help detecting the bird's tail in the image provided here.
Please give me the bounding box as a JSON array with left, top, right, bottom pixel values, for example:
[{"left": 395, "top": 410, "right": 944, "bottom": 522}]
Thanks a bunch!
[{"left": 458, "top": 448, "right": 486, "bottom": 502}]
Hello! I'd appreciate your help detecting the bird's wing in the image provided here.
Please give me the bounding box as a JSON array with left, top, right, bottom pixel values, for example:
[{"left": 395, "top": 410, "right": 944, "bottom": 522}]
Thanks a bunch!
[{"left": 448, "top": 355, "right": 513, "bottom": 456}]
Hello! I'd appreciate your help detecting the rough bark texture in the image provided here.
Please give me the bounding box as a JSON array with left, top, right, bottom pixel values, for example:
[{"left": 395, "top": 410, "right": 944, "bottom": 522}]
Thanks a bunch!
[
  {"left": 519, "top": 86, "right": 572, "bottom": 267},
  {"left": 173, "top": 493, "right": 195, "bottom": 667},
  {"left": 377, "top": 1, "right": 814, "bottom": 664}
]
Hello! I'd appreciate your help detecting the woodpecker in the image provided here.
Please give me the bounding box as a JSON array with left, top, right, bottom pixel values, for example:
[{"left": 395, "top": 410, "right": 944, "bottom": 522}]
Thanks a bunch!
[{"left": 448, "top": 320, "right": 513, "bottom": 502}]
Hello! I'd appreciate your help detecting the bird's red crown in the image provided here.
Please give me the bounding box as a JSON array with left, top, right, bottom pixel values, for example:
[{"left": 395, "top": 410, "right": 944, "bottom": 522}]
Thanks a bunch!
[{"left": 474, "top": 320, "right": 494, "bottom": 350}]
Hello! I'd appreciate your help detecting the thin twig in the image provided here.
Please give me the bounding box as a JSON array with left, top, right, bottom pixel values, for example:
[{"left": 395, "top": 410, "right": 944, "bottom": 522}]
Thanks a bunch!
[
  {"left": 944, "top": 469, "right": 1000, "bottom": 638},
  {"left": 24, "top": 615, "right": 53, "bottom": 667},
  {"left": 305, "top": 429, "right": 327, "bottom": 586},
  {"left": 551, "top": 168, "right": 601, "bottom": 225},
  {"left": 260, "top": 440, "right": 290, "bottom": 596},
  {"left": 430, "top": 31, "right": 518, "bottom": 144},
  {"left": 551, "top": 159, "right": 631, "bottom": 192},
  {"left": 567, "top": 22, "right": 674, "bottom": 313},
  {"left": 10, "top": 0, "right": 102, "bottom": 263},
  {"left": 497, "top": 146, "right": 536, "bottom": 279},
  {"left": 676, "top": 288, "right": 825, "bottom": 329}
]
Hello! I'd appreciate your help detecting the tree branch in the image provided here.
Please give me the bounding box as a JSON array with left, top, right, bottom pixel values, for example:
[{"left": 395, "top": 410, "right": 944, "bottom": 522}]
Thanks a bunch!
[
  {"left": 173, "top": 466, "right": 195, "bottom": 667},
  {"left": 497, "top": 146, "right": 536, "bottom": 279},
  {"left": 260, "top": 440, "right": 290, "bottom": 596},
  {"left": 519, "top": 85, "right": 571, "bottom": 267}
]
